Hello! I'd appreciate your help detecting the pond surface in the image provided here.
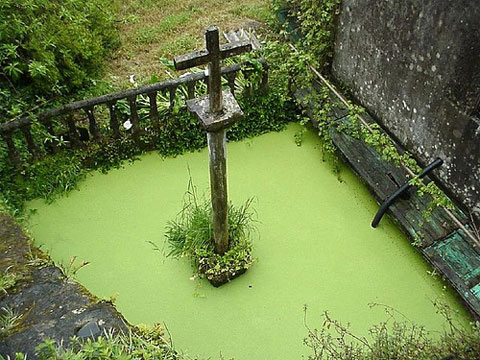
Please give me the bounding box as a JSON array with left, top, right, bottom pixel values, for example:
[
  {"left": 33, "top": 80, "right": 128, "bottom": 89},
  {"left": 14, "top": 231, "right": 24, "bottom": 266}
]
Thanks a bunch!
[{"left": 28, "top": 124, "right": 470, "bottom": 359}]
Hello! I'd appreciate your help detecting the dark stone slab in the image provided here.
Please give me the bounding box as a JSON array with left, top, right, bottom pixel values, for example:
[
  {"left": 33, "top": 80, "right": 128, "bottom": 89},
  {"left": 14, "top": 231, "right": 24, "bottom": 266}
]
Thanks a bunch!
[
  {"left": 187, "top": 90, "right": 244, "bottom": 132},
  {"left": 0, "top": 214, "right": 128, "bottom": 359},
  {"left": 77, "top": 320, "right": 101, "bottom": 338}
]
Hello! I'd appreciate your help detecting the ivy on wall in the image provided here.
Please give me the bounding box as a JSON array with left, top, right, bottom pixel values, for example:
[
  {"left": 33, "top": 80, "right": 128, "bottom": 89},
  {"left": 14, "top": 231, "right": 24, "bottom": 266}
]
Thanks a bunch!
[{"left": 272, "top": 0, "right": 456, "bottom": 222}]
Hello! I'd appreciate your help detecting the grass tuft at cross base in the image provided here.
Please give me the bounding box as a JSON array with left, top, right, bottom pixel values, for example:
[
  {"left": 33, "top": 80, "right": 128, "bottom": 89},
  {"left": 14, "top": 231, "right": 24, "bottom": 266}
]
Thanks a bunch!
[{"left": 165, "top": 180, "right": 256, "bottom": 287}]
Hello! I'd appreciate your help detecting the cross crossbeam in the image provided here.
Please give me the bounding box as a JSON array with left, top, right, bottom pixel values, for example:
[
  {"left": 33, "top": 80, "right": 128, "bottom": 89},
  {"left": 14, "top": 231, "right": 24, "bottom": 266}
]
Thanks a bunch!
[
  {"left": 174, "top": 25, "right": 252, "bottom": 113},
  {"left": 174, "top": 41, "right": 252, "bottom": 70}
]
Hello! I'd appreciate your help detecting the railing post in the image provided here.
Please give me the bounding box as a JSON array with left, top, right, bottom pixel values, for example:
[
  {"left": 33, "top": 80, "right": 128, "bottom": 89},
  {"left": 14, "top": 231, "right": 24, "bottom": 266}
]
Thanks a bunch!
[
  {"left": 85, "top": 106, "right": 100, "bottom": 140},
  {"left": 168, "top": 85, "right": 178, "bottom": 111},
  {"left": 261, "top": 62, "right": 269, "bottom": 94},
  {"left": 128, "top": 95, "right": 141, "bottom": 140},
  {"left": 65, "top": 114, "right": 82, "bottom": 148},
  {"left": 1, "top": 131, "right": 22, "bottom": 168},
  {"left": 108, "top": 102, "right": 121, "bottom": 138},
  {"left": 243, "top": 68, "right": 253, "bottom": 96},
  {"left": 225, "top": 71, "right": 237, "bottom": 94},
  {"left": 147, "top": 92, "right": 160, "bottom": 130},
  {"left": 21, "top": 123, "right": 40, "bottom": 159},
  {"left": 187, "top": 81, "right": 196, "bottom": 100},
  {"left": 43, "top": 118, "right": 59, "bottom": 153}
]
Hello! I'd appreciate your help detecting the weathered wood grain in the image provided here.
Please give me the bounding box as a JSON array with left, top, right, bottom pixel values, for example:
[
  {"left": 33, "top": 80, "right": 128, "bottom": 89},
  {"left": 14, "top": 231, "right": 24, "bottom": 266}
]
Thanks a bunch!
[{"left": 423, "top": 230, "right": 480, "bottom": 317}]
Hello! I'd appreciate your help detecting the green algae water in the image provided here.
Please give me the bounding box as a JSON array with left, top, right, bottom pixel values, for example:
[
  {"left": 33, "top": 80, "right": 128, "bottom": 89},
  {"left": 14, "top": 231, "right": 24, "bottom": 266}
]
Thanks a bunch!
[{"left": 28, "top": 124, "right": 470, "bottom": 359}]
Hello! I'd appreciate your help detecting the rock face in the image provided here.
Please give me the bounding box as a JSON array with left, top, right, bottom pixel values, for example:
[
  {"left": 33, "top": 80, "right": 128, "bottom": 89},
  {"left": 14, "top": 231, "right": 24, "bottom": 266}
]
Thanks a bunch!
[
  {"left": 0, "top": 214, "right": 128, "bottom": 359},
  {"left": 332, "top": 0, "right": 480, "bottom": 218}
]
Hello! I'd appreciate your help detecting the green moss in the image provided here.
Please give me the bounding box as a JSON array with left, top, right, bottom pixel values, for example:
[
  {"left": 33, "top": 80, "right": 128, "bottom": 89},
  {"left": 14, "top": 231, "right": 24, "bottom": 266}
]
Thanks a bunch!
[{"left": 26, "top": 125, "right": 471, "bottom": 359}]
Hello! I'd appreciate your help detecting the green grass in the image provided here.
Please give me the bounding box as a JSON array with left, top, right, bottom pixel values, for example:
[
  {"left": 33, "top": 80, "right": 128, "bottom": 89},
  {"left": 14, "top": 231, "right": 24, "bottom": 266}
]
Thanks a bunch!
[
  {"left": 135, "top": 12, "right": 192, "bottom": 45},
  {"left": 0, "top": 271, "right": 16, "bottom": 294},
  {"left": 165, "top": 180, "right": 255, "bottom": 282},
  {"left": 0, "top": 306, "right": 23, "bottom": 337},
  {"left": 156, "top": 35, "right": 198, "bottom": 59},
  {"left": 108, "top": 0, "right": 270, "bottom": 87}
]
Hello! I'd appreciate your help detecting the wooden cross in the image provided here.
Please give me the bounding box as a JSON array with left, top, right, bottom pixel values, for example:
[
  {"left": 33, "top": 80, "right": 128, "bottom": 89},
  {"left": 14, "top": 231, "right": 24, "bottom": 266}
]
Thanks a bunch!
[
  {"left": 174, "top": 26, "right": 252, "bottom": 255},
  {"left": 174, "top": 25, "right": 251, "bottom": 114}
]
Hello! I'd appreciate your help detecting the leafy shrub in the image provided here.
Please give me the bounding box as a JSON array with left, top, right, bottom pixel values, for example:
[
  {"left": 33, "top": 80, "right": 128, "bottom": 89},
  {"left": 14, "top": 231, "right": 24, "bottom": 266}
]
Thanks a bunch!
[
  {"left": 165, "top": 180, "right": 256, "bottom": 283},
  {"left": 0, "top": 0, "right": 120, "bottom": 120},
  {"left": 31, "top": 323, "right": 179, "bottom": 360},
  {"left": 0, "top": 150, "right": 86, "bottom": 212},
  {"left": 273, "top": 0, "right": 341, "bottom": 72}
]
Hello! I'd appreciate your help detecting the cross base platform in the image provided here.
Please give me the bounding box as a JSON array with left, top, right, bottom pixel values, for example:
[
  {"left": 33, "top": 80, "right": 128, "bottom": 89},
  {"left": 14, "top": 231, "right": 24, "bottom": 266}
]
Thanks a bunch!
[{"left": 186, "top": 90, "right": 244, "bottom": 132}]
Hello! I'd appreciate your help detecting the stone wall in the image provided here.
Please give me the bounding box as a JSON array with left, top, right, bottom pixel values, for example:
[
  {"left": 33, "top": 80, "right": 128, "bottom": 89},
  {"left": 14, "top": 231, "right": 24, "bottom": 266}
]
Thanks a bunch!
[{"left": 332, "top": 0, "right": 480, "bottom": 218}]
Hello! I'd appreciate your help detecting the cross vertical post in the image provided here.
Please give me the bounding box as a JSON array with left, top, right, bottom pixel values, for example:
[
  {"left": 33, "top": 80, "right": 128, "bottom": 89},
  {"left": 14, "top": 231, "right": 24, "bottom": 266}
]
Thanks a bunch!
[
  {"left": 207, "top": 129, "right": 228, "bottom": 254},
  {"left": 174, "top": 26, "right": 252, "bottom": 255},
  {"left": 205, "top": 26, "right": 222, "bottom": 114}
]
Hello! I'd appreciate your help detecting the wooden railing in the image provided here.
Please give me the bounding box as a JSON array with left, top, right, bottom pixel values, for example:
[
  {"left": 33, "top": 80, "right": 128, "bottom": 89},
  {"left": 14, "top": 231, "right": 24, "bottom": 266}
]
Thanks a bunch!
[{"left": 0, "top": 60, "right": 268, "bottom": 168}]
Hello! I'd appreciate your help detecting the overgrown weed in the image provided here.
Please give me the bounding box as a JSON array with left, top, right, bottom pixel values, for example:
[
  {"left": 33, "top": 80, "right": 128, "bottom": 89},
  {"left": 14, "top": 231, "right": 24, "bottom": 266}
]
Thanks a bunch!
[
  {"left": 303, "top": 302, "right": 480, "bottom": 360},
  {"left": 165, "top": 177, "right": 256, "bottom": 283}
]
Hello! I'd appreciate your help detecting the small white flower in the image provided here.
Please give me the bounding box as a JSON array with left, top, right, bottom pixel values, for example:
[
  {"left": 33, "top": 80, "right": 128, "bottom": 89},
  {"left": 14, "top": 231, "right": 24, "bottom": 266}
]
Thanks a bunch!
[
  {"left": 72, "top": 308, "right": 86, "bottom": 314},
  {"left": 189, "top": 275, "right": 196, "bottom": 281},
  {"left": 129, "top": 74, "right": 135, "bottom": 85},
  {"left": 123, "top": 120, "right": 133, "bottom": 130}
]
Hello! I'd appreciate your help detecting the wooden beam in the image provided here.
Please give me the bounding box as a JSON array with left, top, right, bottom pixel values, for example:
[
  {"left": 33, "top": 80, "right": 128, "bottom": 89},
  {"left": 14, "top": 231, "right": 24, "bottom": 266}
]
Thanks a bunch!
[
  {"left": 173, "top": 41, "right": 251, "bottom": 70},
  {"left": 174, "top": 49, "right": 210, "bottom": 70}
]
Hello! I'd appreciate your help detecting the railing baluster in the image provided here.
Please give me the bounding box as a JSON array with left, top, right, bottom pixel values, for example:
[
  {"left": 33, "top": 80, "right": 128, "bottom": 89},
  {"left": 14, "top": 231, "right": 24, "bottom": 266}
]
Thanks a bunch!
[
  {"left": 243, "top": 69, "right": 253, "bottom": 96},
  {"left": 65, "top": 114, "right": 82, "bottom": 148},
  {"left": 128, "top": 95, "right": 141, "bottom": 139},
  {"left": 43, "top": 118, "right": 59, "bottom": 153},
  {"left": 168, "top": 85, "right": 177, "bottom": 110},
  {"left": 85, "top": 106, "right": 100, "bottom": 140},
  {"left": 225, "top": 72, "right": 237, "bottom": 94},
  {"left": 261, "top": 63, "right": 269, "bottom": 93},
  {"left": 21, "top": 123, "right": 40, "bottom": 159},
  {"left": 2, "top": 131, "right": 22, "bottom": 168},
  {"left": 187, "top": 81, "right": 195, "bottom": 100},
  {"left": 204, "top": 77, "right": 209, "bottom": 91},
  {"left": 148, "top": 92, "right": 160, "bottom": 130},
  {"left": 108, "top": 102, "right": 121, "bottom": 138}
]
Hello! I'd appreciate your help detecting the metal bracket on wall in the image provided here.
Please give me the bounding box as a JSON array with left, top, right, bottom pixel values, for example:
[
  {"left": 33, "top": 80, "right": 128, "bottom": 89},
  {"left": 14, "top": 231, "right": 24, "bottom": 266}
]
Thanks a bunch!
[{"left": 371, "top": 158, "right": 444, "bottom": 228}]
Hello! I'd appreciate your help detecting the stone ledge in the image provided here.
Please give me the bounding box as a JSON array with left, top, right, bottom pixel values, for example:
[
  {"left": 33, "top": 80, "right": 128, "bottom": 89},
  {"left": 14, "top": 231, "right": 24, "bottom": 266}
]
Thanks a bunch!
[{"left": 0, "top": 213, "right": 128, "bottom": 359}]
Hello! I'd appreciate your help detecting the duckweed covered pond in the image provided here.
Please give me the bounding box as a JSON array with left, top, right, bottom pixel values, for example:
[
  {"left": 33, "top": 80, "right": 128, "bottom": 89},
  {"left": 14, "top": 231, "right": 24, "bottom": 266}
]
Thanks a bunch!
[{"left": 27, "top": 124, "right": 471, "bottom": 359}]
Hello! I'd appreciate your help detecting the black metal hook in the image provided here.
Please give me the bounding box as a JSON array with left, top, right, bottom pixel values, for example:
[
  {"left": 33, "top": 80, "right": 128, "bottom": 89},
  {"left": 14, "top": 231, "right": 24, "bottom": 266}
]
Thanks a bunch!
[{"left": 371, "top": 158, "right": 444, "bottom": 228}]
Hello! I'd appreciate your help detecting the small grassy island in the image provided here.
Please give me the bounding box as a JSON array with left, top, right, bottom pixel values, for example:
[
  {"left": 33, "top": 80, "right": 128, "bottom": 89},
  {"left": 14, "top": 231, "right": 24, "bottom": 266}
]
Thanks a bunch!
[{"left": 166, "top": 184, "right": 256, "bottom": 287}]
